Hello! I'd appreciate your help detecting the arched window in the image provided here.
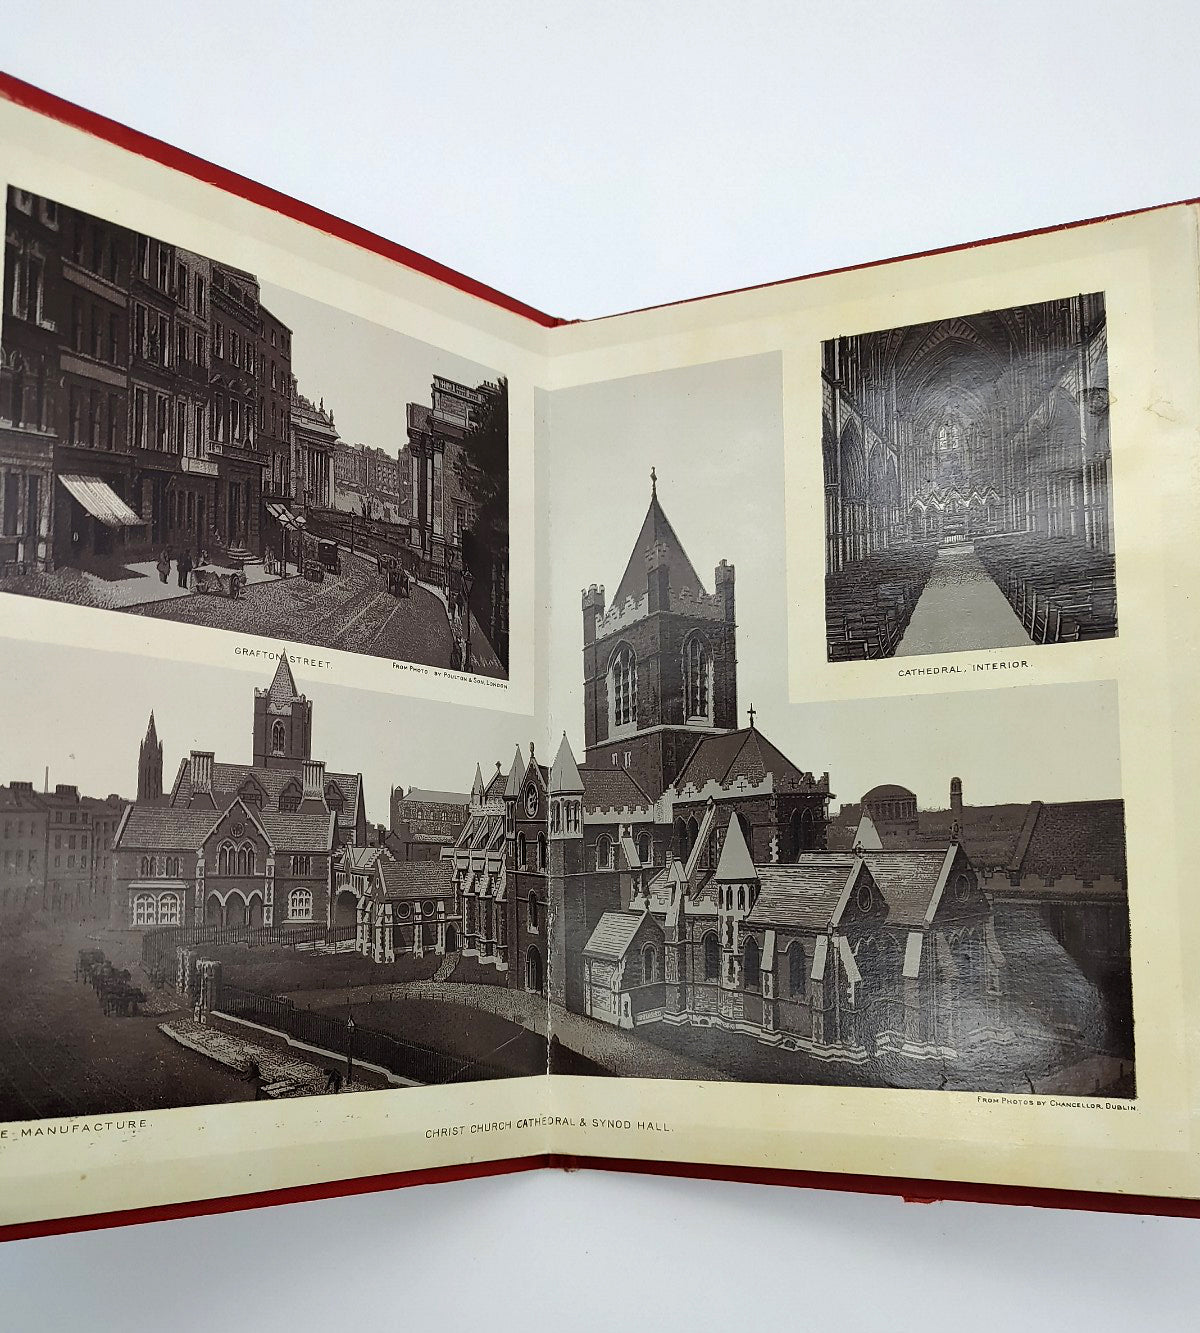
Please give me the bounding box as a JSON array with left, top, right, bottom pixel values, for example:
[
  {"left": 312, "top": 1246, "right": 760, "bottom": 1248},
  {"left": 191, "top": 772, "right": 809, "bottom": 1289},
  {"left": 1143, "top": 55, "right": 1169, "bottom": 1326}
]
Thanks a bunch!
[
  {"left": 237, "top": 842, "right": 256, "bottom": 875},
  {"left": 595, "top": 834, "right": 614, "bottom": 871},
  {"left": 270, "top": 719, "right": 286, "bottom": 756},
  {"left": 788, "top": 941, "right": 806, "bottom": 997},
  {"left": 132, "top": 892, "right": 156, "bottom": 927},
  {"left": 637, "top": 831, "right": 651, "bottom": 866},
  {"left": 139, "top": 855, "right": 151, "bottom": 877},
  {"left": 737, "top": 886, "right": 746, "bottom": 911},
  {"left": 528, "top": 892, "right": 540, "bottom": 931},
  {"left": 526, "top": 946, "right": 544, "bottom": 994},
  {"left": 743, "top": 936, "right": 761, "bottom": 991},
  {"left": 686, "top": 816, "right": 699, "bottom": 860},
  {"left": 158, "top": 892, "right": 182, "bottom": 926},
  {"left": 674, "top": 818, "right": 686, "bottom": 860},
  {"left": 292, "top": 854, "right": 311, "bottom": 877},
  {"left": 550, "top": 803, "right": 561, "bottom": 835},
  {"left": 702, "top": 931, "right": 719, "bottom": 982},
  {"left": 217, "top": 843, "right": 232, "bottom": 875},
  {"left": 537, "top": 833, "right": 547, "bottom": 871},
  {"left": 610, "top": 645, "right": 638, "bottom": 729},
  {"left": 641, "top": 943, "right": 659, "bottom": 984},
  {"left": 516, "top": 832, "right": 527, "bottom": 867},
  {"left": 288, "top": 888, "right": 313, "bottom": 921},
  {"left": 683, "top": 636, "right": 710, "bottom": 720}
]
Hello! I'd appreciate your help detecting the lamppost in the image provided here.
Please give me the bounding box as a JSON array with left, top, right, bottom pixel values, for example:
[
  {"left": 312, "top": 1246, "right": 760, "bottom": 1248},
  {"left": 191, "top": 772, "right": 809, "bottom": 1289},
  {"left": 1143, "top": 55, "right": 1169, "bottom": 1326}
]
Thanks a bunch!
[
  {"left": 345, "top": 1011, "right": 355, "bottom": 1087},
  {"left": 461, "top": 567, "right": 475, "bottom": 673}
]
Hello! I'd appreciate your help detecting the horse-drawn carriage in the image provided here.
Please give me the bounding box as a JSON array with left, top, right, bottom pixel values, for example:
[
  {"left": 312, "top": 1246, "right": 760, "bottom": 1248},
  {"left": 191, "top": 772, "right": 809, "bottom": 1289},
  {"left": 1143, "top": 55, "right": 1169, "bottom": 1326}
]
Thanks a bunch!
[
  {"left": 76, "top": 950, "right": 147, "bottom": 1016},
  {"left": 378, "top": 553, "right": 411, "bottom": 598}
]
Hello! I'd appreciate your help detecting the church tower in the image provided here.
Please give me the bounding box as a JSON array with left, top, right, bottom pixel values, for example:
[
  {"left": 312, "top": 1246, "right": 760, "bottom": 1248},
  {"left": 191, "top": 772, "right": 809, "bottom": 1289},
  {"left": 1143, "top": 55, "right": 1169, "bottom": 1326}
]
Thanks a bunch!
[
  {"left": 547, "top": 732, "right": 586, "bottom": 1011},
  {"left": 582, "top": 471, "right": 738, "bottom": 797},
  {"left": 137, "top": 712, "right": 163, "bottom": 804},
  {"left": 252, "top": 653, "right": 313, "bottom": 772}
]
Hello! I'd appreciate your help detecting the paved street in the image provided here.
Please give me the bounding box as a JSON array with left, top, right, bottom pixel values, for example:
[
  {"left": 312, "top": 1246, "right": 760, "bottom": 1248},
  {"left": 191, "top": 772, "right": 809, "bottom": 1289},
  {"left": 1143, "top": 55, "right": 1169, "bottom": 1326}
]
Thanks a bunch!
[
  {"left": 0, "top": 549, "right": 505, "bottom": 676},
  {"left": 0, "top": 922, "right": 251, "bottom": 1122}
]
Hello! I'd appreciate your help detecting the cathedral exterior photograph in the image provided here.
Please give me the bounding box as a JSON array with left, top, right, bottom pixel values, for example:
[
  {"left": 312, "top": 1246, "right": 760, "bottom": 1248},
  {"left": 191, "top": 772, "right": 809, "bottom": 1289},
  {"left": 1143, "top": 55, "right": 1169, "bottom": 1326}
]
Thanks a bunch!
[
  {"left": 1, "top": 187, "right": 510, "bottom": 678},
  {"left": 821, "top": 293, "right": 1116, "bottom": 660}
]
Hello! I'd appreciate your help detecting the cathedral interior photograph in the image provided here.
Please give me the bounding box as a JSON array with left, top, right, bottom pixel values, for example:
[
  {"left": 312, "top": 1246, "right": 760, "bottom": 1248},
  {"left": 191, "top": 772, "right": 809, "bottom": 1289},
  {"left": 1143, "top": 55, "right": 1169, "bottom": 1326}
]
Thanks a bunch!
[{"left": 821, "top": 293, "right": 1116, "bottom": 661}]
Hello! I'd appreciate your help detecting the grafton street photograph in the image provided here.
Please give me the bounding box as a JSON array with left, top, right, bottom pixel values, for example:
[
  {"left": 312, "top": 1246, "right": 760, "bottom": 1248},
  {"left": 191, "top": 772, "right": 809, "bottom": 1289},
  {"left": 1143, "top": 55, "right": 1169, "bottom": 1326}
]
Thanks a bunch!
[
  {"left": 821, "top": 293, "right": 1116, "bottom": 661},
  {"left": 0, "top": 187, "right": 510, "bottom": 678}
]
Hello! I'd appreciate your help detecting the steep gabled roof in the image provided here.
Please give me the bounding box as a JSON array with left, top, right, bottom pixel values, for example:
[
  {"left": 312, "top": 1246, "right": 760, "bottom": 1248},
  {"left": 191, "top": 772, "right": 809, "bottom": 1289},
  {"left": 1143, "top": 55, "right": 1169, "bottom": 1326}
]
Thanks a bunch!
[
  {"left": 583, "top": 909, "right": 661, "bottom": 962},
  {"left": 1010, "top": 800, "right": 1127, "bottom": 888},
  {"left": 861, "top": 850, "right": 953, "bottom": 927},
  {"left": 170, "top": 759, "right": 361, "bottom": 834},
  {"left": 673, "top": 726, "right": 827, "bottom": 797},
  {"left": 580, "top": 766, "right": 652, "bottom": 815},
  {"left": 747, "top": 857, "right": 860, "bottom": 930},
  {"left": 611, "top": 485, "right": 705, "bottom": 610},
  {"left": 505, "top": 746, "right": 525, "bottom": 800},
  {"left": 714, "top": 814, "right": 755, "bottom": 881},
  {"left": 376, "top": 856, "right": 455, "bottom": 900}
]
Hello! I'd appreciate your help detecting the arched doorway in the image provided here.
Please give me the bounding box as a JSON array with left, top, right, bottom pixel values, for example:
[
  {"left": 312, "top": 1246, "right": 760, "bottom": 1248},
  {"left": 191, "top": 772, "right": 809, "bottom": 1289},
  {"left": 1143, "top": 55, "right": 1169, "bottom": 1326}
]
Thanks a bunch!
[
  {"left": 248, "top": 895, "right": 264, "bottom": 929},
  {"left": 206, "top": 893, "right": 222, "bottom": 925},
  {"left": 224, "top": 891, "right": 247, "bottom": 928},
  {"left": 526, "top": 945, "right": 544, "bottom": 995},
  {"left": 334, "top": 889, "right": 357, "bottom": 928},
  {"left": 445, "top": 924, "right": 458, "bottom": 954}
]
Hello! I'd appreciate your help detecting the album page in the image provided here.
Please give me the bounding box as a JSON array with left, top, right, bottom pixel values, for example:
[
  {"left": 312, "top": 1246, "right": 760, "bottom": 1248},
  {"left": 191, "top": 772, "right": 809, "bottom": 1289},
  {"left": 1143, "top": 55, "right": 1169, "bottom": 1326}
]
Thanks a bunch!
[
  {"left": 538, "top": 201, "right": 1200, "bottom": 1202},
  {"left": 0, "top": 90, "right": 558, "bottom": 1231}
]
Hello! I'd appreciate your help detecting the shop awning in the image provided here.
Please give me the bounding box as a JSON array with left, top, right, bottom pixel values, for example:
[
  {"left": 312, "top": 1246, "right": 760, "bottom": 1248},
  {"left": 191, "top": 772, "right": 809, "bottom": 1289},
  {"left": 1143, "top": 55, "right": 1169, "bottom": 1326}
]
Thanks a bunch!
[
  {"left": 59, "top": 474, "right": 145, "bottom": 528},
  {"left": 265, "top": 501, "right": 305, "bottom": 530}
]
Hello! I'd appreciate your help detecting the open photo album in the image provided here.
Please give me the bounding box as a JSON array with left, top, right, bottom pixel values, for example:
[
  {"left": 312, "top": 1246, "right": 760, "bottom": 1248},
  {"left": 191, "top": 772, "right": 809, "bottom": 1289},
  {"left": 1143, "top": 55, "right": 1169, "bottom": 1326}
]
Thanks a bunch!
[{"left": 0, "top": 71, "right": 1197, "bottom": 1236}]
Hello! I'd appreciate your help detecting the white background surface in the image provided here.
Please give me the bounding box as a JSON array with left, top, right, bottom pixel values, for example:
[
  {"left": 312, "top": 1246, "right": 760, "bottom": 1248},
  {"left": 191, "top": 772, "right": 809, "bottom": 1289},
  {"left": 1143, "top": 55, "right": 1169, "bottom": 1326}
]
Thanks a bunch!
[{"left": 2, "top": 3, "right": 1200, "bottom": 1327}]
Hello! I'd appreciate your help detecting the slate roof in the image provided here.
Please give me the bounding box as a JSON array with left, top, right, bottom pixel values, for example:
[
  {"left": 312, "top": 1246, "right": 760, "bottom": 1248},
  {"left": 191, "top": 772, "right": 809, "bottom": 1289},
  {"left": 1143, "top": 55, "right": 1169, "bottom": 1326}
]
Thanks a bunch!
[
  {"left": 256, "top": 811, "right": 336, "bottom": 854},
  {"left": 612, "top": 489, "right": 705, "bottom": 610},
  {"left": 673, "top": 727, "right": 827, "bottom": 797},
  {"left": 340, "top": 845, "right": 385, "bottom": 872},
  {"left": 580, "top": 767, "right": 652, "bottom": 814},
  {"left": 827, "top": 799, "right": 1033, "bottom": 867},
  {"left": 550, "top": 733, "right": 584, "bottom": 795},
  {"left": 860, "top": 851, "right": 950, "bottom": 927},
  {"left": 583, "top": 910, "right": 655, "bottom": 962},
  {"left": 376, "top": 857, "right": 455, "bottom": 900},
  {"left": 1011, "top": 800, "right": 1127, "bottom": 889},
  {"left": 263, "top": 653, "right": 300, "bottom": 704},
  {"left": 747, "top": 858, "right": 859, "bottom": 930},
  {"left": 171, "top": 760, "right": 361, "bottom": 832},
  {"left": 400, "top": 788, "right": 471, "bottom": 807},
  {"left": 116, "top": 806, "right": 218, "bottom": 850}
]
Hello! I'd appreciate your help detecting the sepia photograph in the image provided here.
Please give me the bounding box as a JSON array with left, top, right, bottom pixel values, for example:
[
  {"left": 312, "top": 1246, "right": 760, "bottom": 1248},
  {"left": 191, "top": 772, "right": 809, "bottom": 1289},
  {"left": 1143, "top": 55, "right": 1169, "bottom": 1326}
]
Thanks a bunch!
[
  {"left": 0, "top": 187, "right": 510, "bottom": 679},
  {"left": 541, "top": 356, "right": 1132, "bottom": 1094},
  {"left": 821, "top": 294, "right": 1115, "bottom": 661}
]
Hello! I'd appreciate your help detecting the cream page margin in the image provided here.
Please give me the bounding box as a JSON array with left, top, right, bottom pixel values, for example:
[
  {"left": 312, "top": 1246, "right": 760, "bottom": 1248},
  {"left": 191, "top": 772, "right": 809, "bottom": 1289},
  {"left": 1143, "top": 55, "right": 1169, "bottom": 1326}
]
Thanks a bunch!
[
  {"left": 0, "top": 96, "right": 558, "bottom": 1230},
  {"left": 0, "top": 95, "right": 541, "bottom": 719},
  {"left": 539, "top": 205, "right": 1200, "bottom": 1200}
]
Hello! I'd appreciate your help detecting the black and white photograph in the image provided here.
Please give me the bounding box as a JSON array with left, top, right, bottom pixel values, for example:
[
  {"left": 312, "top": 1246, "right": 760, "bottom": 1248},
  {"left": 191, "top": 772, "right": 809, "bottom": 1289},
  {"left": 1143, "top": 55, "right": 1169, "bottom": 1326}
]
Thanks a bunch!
[
  {"left": 0, "top": 187, "right": 510, "bottom": 678},
  {"left": 542, "top": 357, "right": 1133, "bottom": 1095},
  {"left": 822, "top": 294, "right": 1115, "bottom": 661}
]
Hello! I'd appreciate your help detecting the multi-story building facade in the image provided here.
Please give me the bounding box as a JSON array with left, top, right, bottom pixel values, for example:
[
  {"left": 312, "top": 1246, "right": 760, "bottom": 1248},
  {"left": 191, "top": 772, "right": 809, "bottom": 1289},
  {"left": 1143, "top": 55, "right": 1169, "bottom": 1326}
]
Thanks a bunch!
[
  {"left": 209, "top": 263, "right": 264, "bottom": 554},
  {"left": 257, "top": 305, "right": 292, "bottom": 502},
  {"left": 290, "top": 376, "right": 336, "bottom": 512},
  {"left": 0, "top": 781, "right": 49, "bottom": 913},
  {"left": 1, "top": 188, "right": 62, "bottom": 572}
]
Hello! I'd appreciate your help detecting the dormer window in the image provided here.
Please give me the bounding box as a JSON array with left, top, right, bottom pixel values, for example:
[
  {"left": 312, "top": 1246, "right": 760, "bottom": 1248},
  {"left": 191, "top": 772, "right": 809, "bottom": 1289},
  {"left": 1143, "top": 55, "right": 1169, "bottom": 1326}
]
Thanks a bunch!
[{"left": 609, "top": 644, "right": 637, "bottom": 730}]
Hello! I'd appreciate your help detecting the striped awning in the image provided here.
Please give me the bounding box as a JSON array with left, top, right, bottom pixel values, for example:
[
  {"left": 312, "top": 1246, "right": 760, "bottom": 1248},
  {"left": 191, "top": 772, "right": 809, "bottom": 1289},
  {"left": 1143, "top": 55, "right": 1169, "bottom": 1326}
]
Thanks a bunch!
[
  {"left": 265, "top": 501, "right": 305, "bottom": 530},
  {"left": 59, "top": 474, "right": 145, "bottom": 528}
]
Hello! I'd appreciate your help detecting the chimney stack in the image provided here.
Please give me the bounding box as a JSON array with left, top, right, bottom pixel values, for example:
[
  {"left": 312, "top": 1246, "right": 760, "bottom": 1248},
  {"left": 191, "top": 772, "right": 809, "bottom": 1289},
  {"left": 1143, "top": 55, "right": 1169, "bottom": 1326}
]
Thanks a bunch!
[
  {"left": 303, "top": 758, "right": 326, "bottom": 802},
  {"left": 950, "top": 776, "right": 963, "bottom": 839},
  {"left": 191, "top": 751, "right": 214, "bottom": 794}
]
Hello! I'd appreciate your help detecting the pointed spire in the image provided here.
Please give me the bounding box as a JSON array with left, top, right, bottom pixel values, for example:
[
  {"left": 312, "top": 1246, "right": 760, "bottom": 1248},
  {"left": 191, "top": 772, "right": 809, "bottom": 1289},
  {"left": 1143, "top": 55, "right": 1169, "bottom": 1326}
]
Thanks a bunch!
[
  {"left": 611, "top": 475, "right": 705, "bottom": 609},
  {"left": 471, "top": 763, "right": 485, "bottom": 802},
  {"left": 267, "top": 651, "right": 299, "bottom": 703},
  {"left": 505, "top": 745, "right": 524, "bottom": 799},
  {"left": 715, "top": 814, "right": 755, "bottom": 881},
  {"left": 144, "top": 711, "right": 159, "bottom": 745},
  {"left": 549, "top": 732, "right": 584, "bottom": 795}
]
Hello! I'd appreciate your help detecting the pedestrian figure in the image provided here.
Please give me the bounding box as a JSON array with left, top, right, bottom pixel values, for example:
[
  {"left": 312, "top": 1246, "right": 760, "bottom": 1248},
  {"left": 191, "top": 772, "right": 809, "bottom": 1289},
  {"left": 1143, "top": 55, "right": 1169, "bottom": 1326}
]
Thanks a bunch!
[
  {"left": 325, "top": 1067, "right": 344, "bottom": 1094},
  {"left": 156, "top": 548, "right": 171, "bottom": 583},
  {"left": 177, "top": 548, "right": 193, "bottom": 588},
  {"left": 245, "top": 1058, "right": 264, "bottom": 1100}
]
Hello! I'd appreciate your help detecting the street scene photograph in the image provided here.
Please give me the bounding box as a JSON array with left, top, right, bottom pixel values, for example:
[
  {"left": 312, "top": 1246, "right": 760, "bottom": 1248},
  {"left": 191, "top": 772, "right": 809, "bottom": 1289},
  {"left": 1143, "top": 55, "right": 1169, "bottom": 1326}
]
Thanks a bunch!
[{"left": 0, "top": 187, "right": 510, "bottom": 678}]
